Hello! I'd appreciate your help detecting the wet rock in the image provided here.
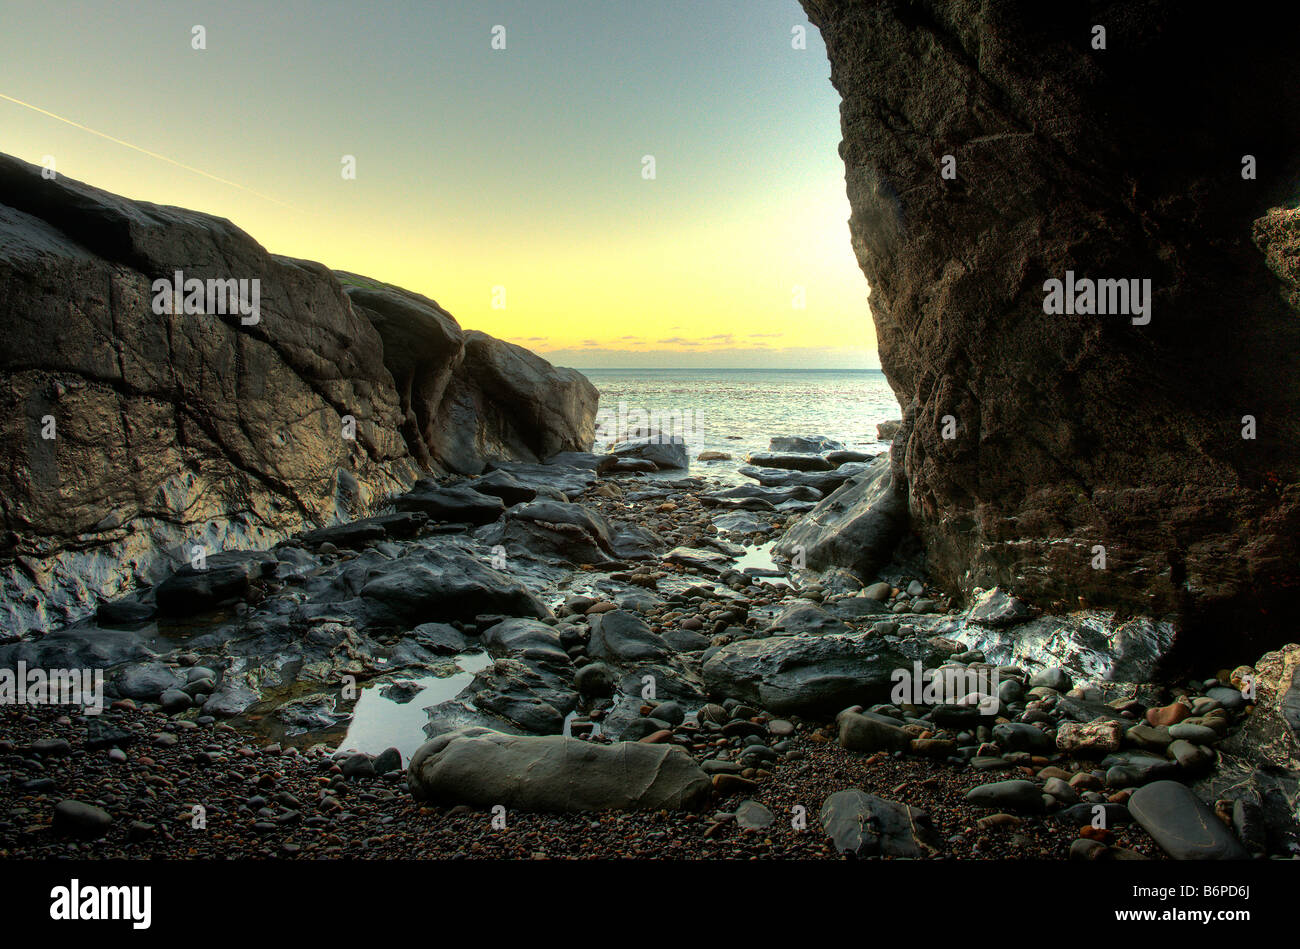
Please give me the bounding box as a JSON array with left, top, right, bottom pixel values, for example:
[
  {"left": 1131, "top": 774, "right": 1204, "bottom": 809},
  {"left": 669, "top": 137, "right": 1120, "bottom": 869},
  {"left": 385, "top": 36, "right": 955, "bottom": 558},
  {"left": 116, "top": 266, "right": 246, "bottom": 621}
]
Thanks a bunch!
[
  {"left": 467, "top": 469, "right": 538, "bottom": 505},
  {"left": 769, "top": 435, "right": 843, "bottom": 453},
  {"left": 357, "top": 548, "right": 551, "bottom": 625},
  {"left": 393, "top": 482, "right": 505, "bottom": 525},
  {"left": 588, "top": 611, "right": 670, "bottom": 663},
  {"left": 967, "top": 588, "right": 1034, "bottom": 628},
  {"left": 765, "top": 603, "right": 851, "bottom": 636},
  {"left": 484, "top": 462, "right": 597, "bottom": 500},
  {"left": 1028, "top": 667, "right": 1071, "bottom": 692},
  {"left": 703, "top": 630, "right": 927, "bottom": 715},
  {"left": 545, "top": 451, "right": 617, "bottom": 474},
  {"left": 299, "top": 512, "right": 425, "bottom": 549},
  {"left": 95, "top": 599, "right": 156, "bottom": 628},
  {"left": 411, "top": 622, "right": 471, "bottom": 654},
  {"left": 739, "top": 462, "right": 874, "bottom": 494},
  {"left": 114, "top": 663, "right": 184, "bottom": 702},
  {"left": 992, "top": 722, "right": 1054, "bottom": 754},
  {"left": 1102, "top": 751, "right": 1182, "bottom": 787},
  {"left": 745, "top": 451, "right": 834, "bottom": 472},
  {"left": 482, "top": 618, "right": 570, "bottom": 664},
  {"left": 773, "top": 454, "right": 905, "bottom": 579}
]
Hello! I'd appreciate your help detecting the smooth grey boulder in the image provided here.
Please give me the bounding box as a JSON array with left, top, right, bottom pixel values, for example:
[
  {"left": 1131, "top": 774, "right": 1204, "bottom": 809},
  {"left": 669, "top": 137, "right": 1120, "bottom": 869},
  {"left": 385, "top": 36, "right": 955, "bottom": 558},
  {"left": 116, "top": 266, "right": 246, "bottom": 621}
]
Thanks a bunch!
[
  {"left": 588, "top": 610, "right": 670, "bottom": 663},
  {"left": 820, "top": 789, "right": 942, "bottom": 857},
  {"left": 773, "top": 453, "right": 907, "bottom": 579},
  {"left": 51, "top": 800, "right": 112, "bottom": 839},
  {"left": 1128, "top": 780, "right": 1250, "bottom": 860},
  {"left": 407, "top": 728, "right": 711, "bottom": 811},
  {"left": 992, "top": 722, "right": 1055, "bottom": 753}
]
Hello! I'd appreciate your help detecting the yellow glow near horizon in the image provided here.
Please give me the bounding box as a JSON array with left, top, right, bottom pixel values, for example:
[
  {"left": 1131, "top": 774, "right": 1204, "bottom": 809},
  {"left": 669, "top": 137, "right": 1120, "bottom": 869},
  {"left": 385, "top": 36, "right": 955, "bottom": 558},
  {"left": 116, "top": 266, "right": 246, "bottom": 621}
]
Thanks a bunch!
[{"left": 0, "top": 1, "right": 877, "bottom": 369}]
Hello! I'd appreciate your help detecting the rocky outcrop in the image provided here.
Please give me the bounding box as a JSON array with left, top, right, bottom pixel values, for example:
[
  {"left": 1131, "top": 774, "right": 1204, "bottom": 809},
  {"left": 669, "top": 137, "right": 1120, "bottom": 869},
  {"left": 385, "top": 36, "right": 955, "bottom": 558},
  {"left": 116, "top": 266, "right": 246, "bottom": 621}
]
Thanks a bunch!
[
  {"left": 342, "top": 277, "right": 597, "bottom": 473},
  {"left": 802, "top": 2, "right": 1300, "bottom": 648},
  {"left": 0, "top": 154, "right": 595, "bottom": 631}
]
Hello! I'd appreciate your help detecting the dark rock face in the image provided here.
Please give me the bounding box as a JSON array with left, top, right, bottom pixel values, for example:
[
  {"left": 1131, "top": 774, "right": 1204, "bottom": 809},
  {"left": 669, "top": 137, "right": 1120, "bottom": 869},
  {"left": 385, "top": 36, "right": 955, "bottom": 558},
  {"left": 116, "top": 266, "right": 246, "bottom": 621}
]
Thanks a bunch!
[
  {"left": 0, "top": 154, "right": 595, "bottom": 630},
  {"left": 802, "top": 2, "right": 1300, "bottom": 641}
]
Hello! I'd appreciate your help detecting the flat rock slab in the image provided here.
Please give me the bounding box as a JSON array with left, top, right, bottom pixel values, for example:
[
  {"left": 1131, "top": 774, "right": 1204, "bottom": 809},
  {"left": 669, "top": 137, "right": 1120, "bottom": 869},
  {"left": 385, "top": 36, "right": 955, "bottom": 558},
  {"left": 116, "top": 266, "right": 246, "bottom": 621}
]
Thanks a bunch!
[
  {"left": 819, "top": 789, "right": 942, "bottom": 857},
  {"left": 1128, "top": 780, "right": 1250, "bottom": 860},
  {"left": 702, "top": 630, "right": 929, "bottom": 715},
  {"left": 745, "top": 451, "right": 834, "bottom": 472},
  {"left": 408, "top": 728, "right": 711, "bottom": 811}
]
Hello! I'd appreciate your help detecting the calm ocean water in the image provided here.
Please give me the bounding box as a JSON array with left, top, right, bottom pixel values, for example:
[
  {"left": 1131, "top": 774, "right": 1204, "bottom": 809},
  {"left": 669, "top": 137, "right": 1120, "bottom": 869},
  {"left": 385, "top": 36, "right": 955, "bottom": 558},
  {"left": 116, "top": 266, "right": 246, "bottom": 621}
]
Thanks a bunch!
[{"left": 579, "top": 368, "right": 900, "bottom": 479}]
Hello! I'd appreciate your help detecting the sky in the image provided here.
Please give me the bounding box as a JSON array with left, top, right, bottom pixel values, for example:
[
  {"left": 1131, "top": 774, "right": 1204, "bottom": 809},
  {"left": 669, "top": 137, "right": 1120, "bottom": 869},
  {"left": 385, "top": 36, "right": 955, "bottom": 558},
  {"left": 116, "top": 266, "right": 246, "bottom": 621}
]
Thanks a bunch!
[{"left": 0, "top": 0, "right": 878, "bottom": 368}]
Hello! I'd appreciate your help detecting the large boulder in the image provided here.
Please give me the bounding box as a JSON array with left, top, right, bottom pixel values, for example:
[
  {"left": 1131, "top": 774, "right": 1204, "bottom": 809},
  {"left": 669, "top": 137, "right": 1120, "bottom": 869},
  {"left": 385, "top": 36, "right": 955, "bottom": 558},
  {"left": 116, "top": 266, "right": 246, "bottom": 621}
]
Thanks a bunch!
[
  {"left": 407, "top": 728, "right": 711, "bottom": 811},
  {"left": 801, "top": 2, "right": 1300, "bottom": 644}
]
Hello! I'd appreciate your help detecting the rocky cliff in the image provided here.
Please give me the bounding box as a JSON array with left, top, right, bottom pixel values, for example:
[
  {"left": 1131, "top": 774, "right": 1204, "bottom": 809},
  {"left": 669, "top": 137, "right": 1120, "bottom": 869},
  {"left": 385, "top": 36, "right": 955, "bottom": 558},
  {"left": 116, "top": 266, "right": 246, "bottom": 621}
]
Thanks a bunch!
[
  {"left": 0, "top": 154, "right": 596, "bottom": 632},
  {"left": 801, "top": 0, "right": 1300, "bottom": 651}
]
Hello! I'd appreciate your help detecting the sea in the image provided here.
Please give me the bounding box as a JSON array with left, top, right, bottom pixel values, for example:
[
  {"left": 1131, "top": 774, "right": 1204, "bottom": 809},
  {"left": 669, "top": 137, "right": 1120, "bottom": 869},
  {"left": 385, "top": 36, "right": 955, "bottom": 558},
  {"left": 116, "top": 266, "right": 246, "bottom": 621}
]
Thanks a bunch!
[{"left": 579, "top": 368, "right": 900, "bottom": 481}]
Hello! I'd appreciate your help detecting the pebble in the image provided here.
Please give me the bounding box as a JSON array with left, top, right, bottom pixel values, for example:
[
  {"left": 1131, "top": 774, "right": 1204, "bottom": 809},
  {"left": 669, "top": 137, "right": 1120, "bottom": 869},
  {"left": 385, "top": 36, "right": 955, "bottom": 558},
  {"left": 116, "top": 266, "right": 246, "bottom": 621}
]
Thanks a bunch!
[
  {"left": 734, "top": 799, "right": 775, "bottom": 830},
  {"left": 52, "top": 800, "right": 113, "bottom": 839}
]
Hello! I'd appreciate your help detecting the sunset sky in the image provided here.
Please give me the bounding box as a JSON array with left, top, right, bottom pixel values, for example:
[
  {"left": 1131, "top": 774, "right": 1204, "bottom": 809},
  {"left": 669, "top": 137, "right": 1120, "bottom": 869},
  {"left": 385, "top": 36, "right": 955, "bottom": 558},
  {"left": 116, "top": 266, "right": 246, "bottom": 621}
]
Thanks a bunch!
[{"left": 0, "top": 0, "right": 878, "bottom": 368}]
